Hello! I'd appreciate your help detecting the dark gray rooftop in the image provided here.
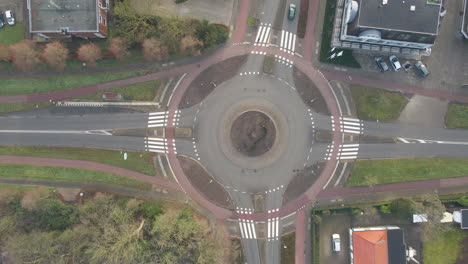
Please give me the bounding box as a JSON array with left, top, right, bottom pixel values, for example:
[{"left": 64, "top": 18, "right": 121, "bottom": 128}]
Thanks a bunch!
[
  {"left": 462, "top": 209, "right": 468, "bottom": 229},
  {"left": 29, "top": 0, "right": 98, "bottom": 32},
  {"left": 356, "top": 0, "right": 441, "bottom": 34}
]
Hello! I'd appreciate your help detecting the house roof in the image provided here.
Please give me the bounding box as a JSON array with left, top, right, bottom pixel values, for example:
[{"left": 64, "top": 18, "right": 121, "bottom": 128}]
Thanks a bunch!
[
  {"left": 387, "top": 229, "right": 407, "bottom": 264},
  {"left": 353, "top": 230, "right": 389, "bottom": 264},
  {"left": 29, "top": 0, "right": 98, "bottom": 33},
  {"left": 356, "top": 0, "right": 441, "bottom": 35},
  {"left": 462, "top": 209, "right": 468, "bottom": 229}
]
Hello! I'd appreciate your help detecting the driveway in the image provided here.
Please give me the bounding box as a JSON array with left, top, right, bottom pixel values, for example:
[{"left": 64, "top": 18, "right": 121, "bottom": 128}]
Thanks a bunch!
[
  {"left": 129, "top": 0, "right": 236, "bottom": 26},
  {"left": 319, "top": 212, "right": 350, "bottom": 264}
]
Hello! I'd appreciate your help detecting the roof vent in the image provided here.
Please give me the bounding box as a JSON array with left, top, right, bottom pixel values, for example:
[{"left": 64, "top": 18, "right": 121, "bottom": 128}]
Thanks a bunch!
[{"left": 410, "top": 5, "right": 416, "bottom": 11}]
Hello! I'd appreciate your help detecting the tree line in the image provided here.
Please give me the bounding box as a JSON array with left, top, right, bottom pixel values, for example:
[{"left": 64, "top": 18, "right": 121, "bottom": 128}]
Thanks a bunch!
[{"left": 0, "top": 187, "right": 233, "bottom": 264}]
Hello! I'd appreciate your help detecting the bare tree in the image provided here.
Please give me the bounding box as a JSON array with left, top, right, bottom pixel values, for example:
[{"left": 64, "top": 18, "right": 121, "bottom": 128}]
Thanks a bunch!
[
  {"left": 21, "top": 186, "right": 50, "bottom": 211},
  {"left": 42, "top": 41, "right": 69, "bottom": 71},
  {"left": 142, "top": 38, "right": 169, "bottom": 61},
  {"left": 9, "top": 40, "right": 39, "bottom": 71},
  {"left": 179, "top": 35, "right": 203, "bottom": 56},
  {"left": 77, "top": 43, "right": 102, "bottom": 67},
  {"left": 108, "top": 37, "right": 130, "bottom": 60}
]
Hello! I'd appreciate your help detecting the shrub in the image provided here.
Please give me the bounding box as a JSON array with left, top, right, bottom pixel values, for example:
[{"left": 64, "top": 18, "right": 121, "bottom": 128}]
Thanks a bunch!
[
  {"left": 77, "top": 43, "right": 102, "bottom": 67},
  {"left": 108, "top": 37, "right": 130, "bottom": 60},
  {"left": 321, "top": 210, "right": 331, "bottom": 216},
  {"left": 175, "top": 0, "right": 188, "bottom": 3},
  {"left": 379, "top": 205, "right": 392, "bottom": 214},
  {"left": 263, "top": 55, "right": 274, "bottom": 74},
  {"left": 42, "top": 41, "right": 69, "bottom": 71},
  {"left": 139, "top": 202, "right": 163, "bottom": 219},
  {"left": 9, "top": 40, "right": 39, "bottom": 71},
  {"left": 352, "top": 208, "right": 361, "bottom": 215},
  {"left": 247, "top": 17, "right": 259, "bottom": 27},
  {"left": 142, "top": 38, "right": 169, "bottom": 61},
  {"left": 457, "top": 195, "right": 468, "bottom": 206}
]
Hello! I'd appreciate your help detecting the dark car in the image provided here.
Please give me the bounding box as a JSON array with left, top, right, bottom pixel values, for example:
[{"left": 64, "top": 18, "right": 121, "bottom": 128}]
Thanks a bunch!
[
  {"left": 374, "top": 56, "right": 389, "bottom": 72},
  {"left": 414, "top": 61, "right": 430, "bottom": 78},
  {"left": 0, "top": 12, "right": 4, "bottom": 28},
  {"left": 288, "top": 4, "right": 296, "bottom": 21}
]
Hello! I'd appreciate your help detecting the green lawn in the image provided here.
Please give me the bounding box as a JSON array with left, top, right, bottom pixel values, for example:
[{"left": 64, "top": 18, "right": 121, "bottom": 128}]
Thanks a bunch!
[
  {"left": 0, "top": 146, "right": 156, "bottom": 176},
  {"left": 319, "top": 0, "right": 360, "bottom": 68},
  {"left": 350, "top": 84, "right": 408, "bottom": 121},
  {"left": 280, "top": 232, "right": 296, "bottom": 264},
  {"left": 348, "top": 158, "right": 468, "bottom": 186},
  {"left": 0, "top": 23, "right": 25, "bottom": 45},
  {"left": 445, "top": 103, "right": 468, "bottom": 128},
  {"left": 423, "top": 227, "right": 467, "bottom": 264},
  {"left": 0, "top": 70, "right": 146, "bottom": 96},
  {"left": 65, "top": 50, "right": 146, "bottom": 70},
  {"left": 0, "top": 164, "right": 151, "bottom": 190},
  {"left": 80, "top": 80, "right": 160, "bottom": 101},
  {"left": 0, "top": 102, "right": 53, "bottom": 114}
]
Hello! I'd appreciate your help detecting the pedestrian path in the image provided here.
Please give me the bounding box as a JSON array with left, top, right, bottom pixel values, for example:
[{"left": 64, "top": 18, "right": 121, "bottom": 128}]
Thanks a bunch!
[
  {"left": 279, "top": 30, "right": 297, "bottom": 54},
  {"left": 267, "top": 208, "right": 280, "bottom": 241},
  {"left": 254, "top": 23, "right": 272, "bottom": 46},
  {"left": 331, "top": 116, "right": 364, "bottom": 135},
  {"left": 237, "top": 208, "right": 257, "bottom": 239},
  {"left": 145, "top": 137, "right": 177, "bottom": 154},
  {"left": 325, "top": 144, "right": 360, "bottom": 160},
  {"left": 147, "top": 111, "right": 168, "bottom": 128}
]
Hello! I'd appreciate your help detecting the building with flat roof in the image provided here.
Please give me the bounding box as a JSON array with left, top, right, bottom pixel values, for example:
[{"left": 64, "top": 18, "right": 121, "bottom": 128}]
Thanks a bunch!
[
  {"left": 332, "top": 0, "right": 443, "bottom": 56},
  {"left": 27, "top": 0, "right": 109, "bottom": 39},
  {"left": 350, "top": 226, "right": 407, "bottom": 264}
]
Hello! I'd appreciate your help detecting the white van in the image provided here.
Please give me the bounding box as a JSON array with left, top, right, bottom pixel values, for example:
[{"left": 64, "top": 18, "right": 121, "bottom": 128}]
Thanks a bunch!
[{"left": 5, "top": 10, "right": 15, "bottom": 25}]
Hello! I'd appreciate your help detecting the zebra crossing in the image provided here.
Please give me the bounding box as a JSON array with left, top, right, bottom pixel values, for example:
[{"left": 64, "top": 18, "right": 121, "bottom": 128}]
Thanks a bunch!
[
  {"left": 267, "top": 208, "right": 280, "bottom": 241},
  {"left": 325, "top": 144, "right": 360, "bottom": 160},
  {"left": 237, "top": 208, "right": 257, "bottom": 239},
  {"left": 338, "top": 144, "right": 359, "bottom": 160},
  {"left": 280, "top": 30, "right": 297, "bottom": 54},
  {"left": 254, "top": 23, "right": 272, "bottom": 46},
  {"left": 145, "top": 137, "right": 177, "bottom": 154},
  {"left": 147, "top": 111, "right": 168, "bottom": 128},
  {"left": 337, "top": 117, "right": 363, "bottom": 135}
]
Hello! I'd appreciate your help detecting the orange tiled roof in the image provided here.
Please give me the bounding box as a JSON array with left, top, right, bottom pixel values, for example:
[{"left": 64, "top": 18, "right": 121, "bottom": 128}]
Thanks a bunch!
[{"left": 353, "top": 230, "right": 388, "bottom": 264}]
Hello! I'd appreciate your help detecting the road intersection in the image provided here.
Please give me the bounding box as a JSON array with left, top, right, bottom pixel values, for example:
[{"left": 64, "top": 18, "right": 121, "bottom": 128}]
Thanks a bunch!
[{"left": 0, "top": 0, "right": 468, "bottom": 263}]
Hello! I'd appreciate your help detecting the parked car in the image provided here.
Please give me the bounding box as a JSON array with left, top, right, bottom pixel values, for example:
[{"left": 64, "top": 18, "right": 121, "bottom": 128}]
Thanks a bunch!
[
  {"left": 332, "top": 234, "right": 341, "bottom": 252},
  {"left": 0, "top": 12, "right": 4, "bottom": 28},
  {"left": 440, "top": 6, "right": 446, "bottom": 18},
  {"left": 389, "top": 55, "right": 401, "bottom": 71},
  {"left": 5, "top": 10, "right": 14, "bottom": 25},
  {"left": 374, "top": 56, "right": 389, "bottom": 72},
  {"left": 414, "top": 61, "right": 430, "bottom": 78},
  {"left": 288, "top": 4, "right": 296, "bottom": 21}
]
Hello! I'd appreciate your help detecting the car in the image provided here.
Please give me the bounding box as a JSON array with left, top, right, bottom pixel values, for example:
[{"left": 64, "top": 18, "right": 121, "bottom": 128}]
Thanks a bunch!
[
  {"left": 414, "top": 61, "right": 430, "bottom": 78},
  {"left": 374, "top": 56, "right": 389, "bottom": 72},
  {"left": 5, "top": 10, "right": 14, "bottom": 26},
  {"left": 288, "top": 4, "right": 296, "bottom": 21},
  {"left": 332, "top": 234, "right": 341, "bottom": 252},
  {"left": 0, "top": 12, "right": 4, "bottom": 28},
  {"left": 389, "top": 55, "right": 401, "bottom": 71},
  {"left": 440, "top": 6, "right": 446, "bottom": 18}
]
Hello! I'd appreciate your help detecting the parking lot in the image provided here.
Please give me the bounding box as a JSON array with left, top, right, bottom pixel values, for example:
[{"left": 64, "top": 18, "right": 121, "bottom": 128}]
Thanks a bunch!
[
  {"left": 0, "top": 0, "right": 24, "bottom": 23},
  {"left": 319, "top": 212, "right": 351, "bottom": 264},
  {"left": 319, "top": 210, "right": 424, "bottom": 264},
  {"left": 322, "top": 0, "right": 468, "bottom": 94}
]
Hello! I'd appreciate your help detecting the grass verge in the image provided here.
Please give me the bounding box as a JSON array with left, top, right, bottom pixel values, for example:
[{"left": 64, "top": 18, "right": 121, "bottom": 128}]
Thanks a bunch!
[
  {"left": 319, "top": 0, "right": 360, "bottom": 68},
  {"left": 0, "top": 146, "right": 156, "bottom": 176},
  {"left": 0, "top": 23, "right": 25, "bottom": 45},
  {"left": 280, "top": 232, "right": 295, "bottom": 264},
  {"left": 311, "top": 211, "right": 320, "bottom": 264},
  {"left": 348, "top": 158, "right": 468, "bottom": 186},
  {"left": 79, "top": 80, "right": 160, "bottom": 101},
  {"left": 0, "top": 70, "right": 146, "bottom": 96},
  {"left": 0, "top": 102, "right": 53, "bottom": 114},
  {"left": 350, "top": 84, "right": 408, "bottom": 121},
  {"left": 0, "top": 164, "right": 151, "bottom": 190},
  {"left": 423, "top": 227, "right": 468, "bottom": 264},
  {"left": 445, "top": 103, "right": 468, "bottom": 128}
]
